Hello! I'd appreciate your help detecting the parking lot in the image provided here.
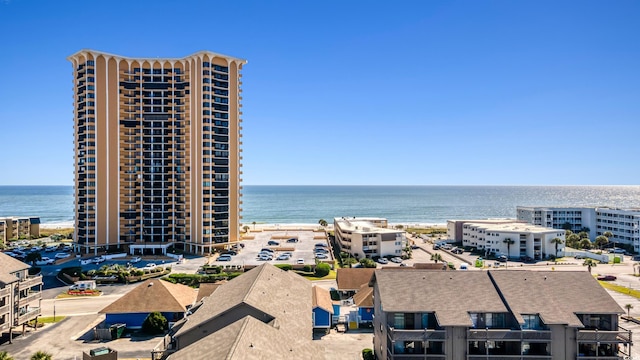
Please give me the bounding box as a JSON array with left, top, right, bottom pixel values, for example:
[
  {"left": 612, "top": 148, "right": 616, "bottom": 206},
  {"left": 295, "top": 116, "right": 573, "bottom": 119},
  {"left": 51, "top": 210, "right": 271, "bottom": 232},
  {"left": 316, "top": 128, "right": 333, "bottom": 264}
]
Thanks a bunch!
[{"left": 211, "top": 230, "right": 331, "bottom": 267}]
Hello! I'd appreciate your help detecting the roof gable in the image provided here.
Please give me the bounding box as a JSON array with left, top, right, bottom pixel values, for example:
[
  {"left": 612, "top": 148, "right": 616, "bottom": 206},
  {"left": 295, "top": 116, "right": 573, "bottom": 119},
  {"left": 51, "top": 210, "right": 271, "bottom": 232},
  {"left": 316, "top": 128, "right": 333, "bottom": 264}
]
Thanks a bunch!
[
  {"left": 0, "top": 253, "right": 29, "bottom": 275},
  {"left": 100, "top": 279, "right": 196, "bottom": 314},
  {"left": 312, "top": 286, "right": 334, "bottom": 314},
  {"left": 336, "top": 268, "right": 375, "bottom": 291}
]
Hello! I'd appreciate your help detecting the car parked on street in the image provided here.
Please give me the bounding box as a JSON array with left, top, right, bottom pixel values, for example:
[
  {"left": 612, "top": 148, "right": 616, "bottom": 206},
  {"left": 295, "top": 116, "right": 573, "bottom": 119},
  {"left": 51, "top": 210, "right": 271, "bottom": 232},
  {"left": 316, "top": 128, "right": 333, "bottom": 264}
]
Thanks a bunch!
[
  {"left": 390, "top": 257, "right": 403, "bottom": 263},
  {"left": 217, "top": 255, "right": 232, "bottom": 262},
  {"left": 267, "top": 240, "right": 280, "bottom": 246},
  {"left": 286, "top": 238, "right": 299, "bottom": 243},
  {"left": 55, "top": 253, "right": 71, "bottom": 259},
  {"left": 276, "top": 253, "right": 291, "bottom": 261},
  {"left": 597, "top": 275, "right": 617, "bottom": 281},
  {"left": 131, "top": 256, "right": 142, "bottom": 263},
  {"left": 36, "top": 257, "right": 55, "bottom": 265},
  {"left": 92, "top": 256, "right": 106, "bottom": 264},
  {"left": 315, "top": 253, "right": 329, "bottom": 260},
  {"left": 377, "top": 258, "right": 389, "bottom": 264}
]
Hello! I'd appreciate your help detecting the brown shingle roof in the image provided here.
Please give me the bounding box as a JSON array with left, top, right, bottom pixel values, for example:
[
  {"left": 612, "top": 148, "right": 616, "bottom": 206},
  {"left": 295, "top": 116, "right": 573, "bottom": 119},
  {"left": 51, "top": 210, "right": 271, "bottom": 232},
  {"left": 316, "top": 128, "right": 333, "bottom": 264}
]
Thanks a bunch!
[
  {"left": 336, "top": 268, "right": 375, "bottom": 291},
  {"left": 100, "top": 279, "right": 196, "bottom": 314},
  {"left": 174, "top": 263, "right": 312, "bottom": 340},
  {"left": 372, "top": 269, "right": 508, "bottom": 326},
  {"left": 0, "top": 253, "right": 29, "bottom": 275},
  {"left": 353, "top": 283, "right": 373, "bottom": 308},
  {"left": 167, "top": 316, "right": 324, "bottom": 360},
  {"left": 312, "top": 286, "right": 334, "bottom": 314},
  {"left": 489, "top": 271, "right": 624, "bottom": 327},
  {"left": 196, "top": 281, "right": 227, "bottom": 302}
]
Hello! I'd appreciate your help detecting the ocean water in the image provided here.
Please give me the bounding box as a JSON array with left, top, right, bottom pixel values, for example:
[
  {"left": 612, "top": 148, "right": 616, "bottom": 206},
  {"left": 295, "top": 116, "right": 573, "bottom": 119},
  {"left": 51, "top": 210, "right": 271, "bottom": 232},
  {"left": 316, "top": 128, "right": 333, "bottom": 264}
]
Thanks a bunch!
[{"left": 1, "top": 185, "right": 640, "bottom": 226}]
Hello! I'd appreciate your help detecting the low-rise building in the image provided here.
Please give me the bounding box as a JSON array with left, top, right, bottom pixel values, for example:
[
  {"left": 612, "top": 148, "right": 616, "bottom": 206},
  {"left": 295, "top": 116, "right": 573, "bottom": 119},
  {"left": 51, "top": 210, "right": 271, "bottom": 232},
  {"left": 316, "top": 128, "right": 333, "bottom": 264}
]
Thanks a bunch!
[
  {"left": 447, "top": 219, "right": 525, "bottom": 242},
  {"left": 0, "top": 252, "right": 43, "bottom": 338},
  {"left": 0, "top": 217, "right": 40, "bottom": 245},
  {"left": 461, "top": 222, "right": 565, "bottom": 260},
  {"left": 334, "top": 217, "right": 407, "bottom": 259},
  {"left": 371, "top": 269, "right": 632, "bottom": 359},
  {"left": 517, "top": 206, "right": 640, "bottom": 252},
  {"left": 165, "top": 263, "right": 324, "bottom": 359}
]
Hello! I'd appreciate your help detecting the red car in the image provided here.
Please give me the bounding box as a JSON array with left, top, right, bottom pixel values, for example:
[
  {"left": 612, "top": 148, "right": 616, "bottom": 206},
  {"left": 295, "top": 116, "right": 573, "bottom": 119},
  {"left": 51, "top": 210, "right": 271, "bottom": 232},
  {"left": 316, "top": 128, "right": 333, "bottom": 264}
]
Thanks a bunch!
[{"left": 597, "top": 275, "right": 617, "bottom": 281}]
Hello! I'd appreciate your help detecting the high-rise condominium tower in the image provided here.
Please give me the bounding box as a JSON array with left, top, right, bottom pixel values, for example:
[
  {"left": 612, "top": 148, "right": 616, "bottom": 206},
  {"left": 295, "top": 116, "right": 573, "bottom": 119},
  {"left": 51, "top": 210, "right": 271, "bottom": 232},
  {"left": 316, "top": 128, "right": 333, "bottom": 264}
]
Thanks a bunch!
[{"left": 68, "top": 49, "right": 246, "bottom": 255}]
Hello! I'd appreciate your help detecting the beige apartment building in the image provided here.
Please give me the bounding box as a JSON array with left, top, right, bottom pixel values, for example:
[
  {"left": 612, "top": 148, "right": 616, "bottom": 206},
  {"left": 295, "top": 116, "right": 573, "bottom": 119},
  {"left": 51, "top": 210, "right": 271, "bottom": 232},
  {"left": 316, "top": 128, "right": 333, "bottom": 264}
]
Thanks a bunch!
[
  {"left": 0, "top": 253, "right": 43, "bottom": 338},
  {"left": 68, "top": 50, "right": 246, "bottom": 255},
  {"left": 0, "top": 217, "right": 41, "bottom": 245}
]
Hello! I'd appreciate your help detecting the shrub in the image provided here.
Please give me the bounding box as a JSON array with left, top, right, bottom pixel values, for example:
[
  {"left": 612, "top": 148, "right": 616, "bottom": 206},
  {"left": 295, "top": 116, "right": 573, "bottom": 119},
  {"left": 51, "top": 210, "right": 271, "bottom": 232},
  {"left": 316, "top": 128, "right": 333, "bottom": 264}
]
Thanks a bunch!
[
  {"left": 360, "top": 258, "right": 377, "bottom": 268},
  {"left": 303, "top": 265, "right": 313, "bottom": 273},
  {"left": 314, "top": 263, "right": 331, "bottom": 277},
  {"left": 142, "top": 311, "right": 168, "bottom": 335},
  {"left": 275, "top": 264, "right": 292, "bottom": 271},
  {"left": 362, "top": 348, "right": 374, "bottom": 360}
]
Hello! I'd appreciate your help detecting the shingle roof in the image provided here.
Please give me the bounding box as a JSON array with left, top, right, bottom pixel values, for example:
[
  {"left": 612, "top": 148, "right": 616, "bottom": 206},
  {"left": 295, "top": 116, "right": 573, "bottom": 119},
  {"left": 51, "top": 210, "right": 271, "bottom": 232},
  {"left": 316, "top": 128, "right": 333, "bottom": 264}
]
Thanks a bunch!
[
  {"left": 489, "top": 271, "right": 624, "bottom": 327},
  {"left": 174, "top": 263, "right": 312, "bottom": 340},
  {"left": 353, "top": 283, "right": 373, "bottom": 308},
  {"left": 0, "top": 253, "right": 29, "bottom": 275},
  {"left": 336, "top": 268, "right": 376, "bottom": 291},
  {"left": 196, "top": 281, "right": 227, "bottom": 302},
  {"left": 0, "top": 273, "right": 18, "bottom": 286},
  {"left": 372, "top": 269, "right": 508, "bottom": 326},
  {"left": 167, "top": 316, "right": 324, "bottom": 360},
  {"left": 312, "top": 286, "right": 334, "bottom": 314},
  {"left": 99, "top": 279, "right": 197, "bottom": 314}
]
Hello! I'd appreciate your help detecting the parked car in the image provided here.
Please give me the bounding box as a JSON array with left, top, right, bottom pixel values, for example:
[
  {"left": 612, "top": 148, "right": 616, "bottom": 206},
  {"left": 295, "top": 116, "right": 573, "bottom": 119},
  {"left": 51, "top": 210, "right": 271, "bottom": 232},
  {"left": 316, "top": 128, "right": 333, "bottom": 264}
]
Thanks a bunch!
[
  {"left": 92, "top": 256, "right": 106, "bottom": 264},
  {"left": 45, "top": 245, "right": 57, "bottom": 252},
  {"left": 608, "top": 248, "right": 625, "bottom": 254},
  {"left": 260, "top": 248, "right": 274, "bottom": 253},
  {"left": 574, "top": 254, "right": 585, "bottom": 259},
  {"left": 36, "top": 257, "right": 55, "bottom": 265},
  {"left": 217, "top": 255, "right": 232, "bottom": 262},
  {"left": 497, "top": 255, "right": 508, "bottom": 262},
  {"left": 30, "top": 246, "right": 42, "bottom": 252},
  {"left": 390, "top": 257, "right": 403, "bottom": 263},
  {"left": 315, "top": 248, "right": 329, "bottom": 254},
  {"left": 597, "top": 275, "right": 617, "bottom": 281},
  {"left": 377, "top": 258, "right": 389, "bottom": 264},
  {"left": 258, "top": 253, "right": 273, "bottom": 261},
  {"left": 432, "top": 244, "right": 441, "bottom": 250},
  {"left": 130, "top": 256, "right": 142, "bottom": 263},
  {"left": 222, "top": 251, "right": 237, "bottom": 256},
  {"left": 297, "top": 258, "right": 305, "bottom": 264},
  {"left": 315, "top": 253, "right": 329, "bottom": 260},
  {"left": 286, "top": 238, "right": 299, "bottom": 243},
  {"left": 54, "top": 253, "right": 71, "bottom": 259},
  {"left": 276, "top": 254, "right": 291, "bottom": 261},
  {"left": 267, "top": 240, "right": 280, "bottom": 246},
  {"left": 451, "top": 247, "right": 464, "bottom": 254}
]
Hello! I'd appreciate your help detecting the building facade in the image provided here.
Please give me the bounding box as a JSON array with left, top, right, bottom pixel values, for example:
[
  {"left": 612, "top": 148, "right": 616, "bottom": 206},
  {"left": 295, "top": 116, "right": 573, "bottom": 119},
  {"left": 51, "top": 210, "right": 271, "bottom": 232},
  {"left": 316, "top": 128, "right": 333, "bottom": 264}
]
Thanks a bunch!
[
  {"left": 372, "top": 269, "right": 632, "bottom": 360},
  {"left": 68, "top": 50, "right": 246, "bottom": 255},
  {"left": 461, "top": 222, "right": 565, "bottom": 260},
  {"left": 0, "top": 253, "right": 43, "bottom": 337},
  {"left": 517, "top": 206, "right": 640, "bottom": 252},
  {"left": 334, "top": 217, "right": 407, "bottom": 259},
  {"left": 0, "top": 217, "right": 40, "bottom": 245}
]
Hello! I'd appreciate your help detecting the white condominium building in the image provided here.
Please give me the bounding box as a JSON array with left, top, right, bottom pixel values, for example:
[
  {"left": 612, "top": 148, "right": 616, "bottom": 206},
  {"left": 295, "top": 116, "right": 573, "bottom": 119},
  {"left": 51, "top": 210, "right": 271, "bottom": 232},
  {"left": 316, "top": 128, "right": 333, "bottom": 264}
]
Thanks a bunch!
[
  {"left": 517, "top": 206, "right": 640, "bottom": 252},
  {"left": 462, "top": 222, "right": 565, "bottom": 260},
  {"left": 334, "top": 217, "right": 406, "bottom": 259}
]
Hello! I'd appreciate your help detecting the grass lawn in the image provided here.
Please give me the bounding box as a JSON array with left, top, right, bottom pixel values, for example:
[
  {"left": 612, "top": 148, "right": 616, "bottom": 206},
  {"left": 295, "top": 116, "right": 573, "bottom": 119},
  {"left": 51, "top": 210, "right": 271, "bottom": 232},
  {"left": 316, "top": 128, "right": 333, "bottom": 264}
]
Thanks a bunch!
[
  {"left": 29, "top": 316, "right": 66, "bottom": 326},
  {"left": 406, "top": 227, "right": 447, "bottom": 235},
  {"left": 299, "top": 270, "right": 337, "bottom": 281},
  {"left": 598, "top": 281, "right": 640, "bottom": 299}
]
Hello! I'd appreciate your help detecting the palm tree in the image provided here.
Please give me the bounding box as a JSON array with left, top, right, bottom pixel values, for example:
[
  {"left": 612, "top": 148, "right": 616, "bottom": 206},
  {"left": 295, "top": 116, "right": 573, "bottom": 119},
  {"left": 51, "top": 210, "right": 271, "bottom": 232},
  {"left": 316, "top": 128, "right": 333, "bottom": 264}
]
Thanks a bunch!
[
  {"left": 502, "top": 238, "right": 514, "bottom": 259},
  {"left": 318, "top": 219, "right": 328, "bottom": 228},
  {"left": 252, "top": 221, "right": 257, "bottom": 230},
  {"left": 30, "top": 352, "right": 52, "bottom": 360},
  {"left": 395, "top": 224, "right": 404, "bottom": 230},
  {"left": 550, "top": 237, "right": 564, "bottom": 259},
  {"left": 0, "top": 351, "right": 14, "bottom": 360},
  {"left": 566, "top": 233, "right": 581, "bottom": 249},
  {"left": 625, "top": 303, "right": 634, "bottom": 317},
  {"left": 431, "top": 253, "right": 442, "bottom": 263},
  {"left": 242, "top": 225, "right": 250, "bottom": 234},
  {"left": 603, "top": 231, "right": 614, "bottom": 248},
  {"left": 634, "top": 262, "right": 640, "bottom": 276},
  {"left": 594, "top": 235, "right": 609, "bottom": 250},
  {"left": 579, "top": 239, "right": 592, "bottom": 250},
  {"left": 583, "top": 258, "right": 597, "bottom": 274}
]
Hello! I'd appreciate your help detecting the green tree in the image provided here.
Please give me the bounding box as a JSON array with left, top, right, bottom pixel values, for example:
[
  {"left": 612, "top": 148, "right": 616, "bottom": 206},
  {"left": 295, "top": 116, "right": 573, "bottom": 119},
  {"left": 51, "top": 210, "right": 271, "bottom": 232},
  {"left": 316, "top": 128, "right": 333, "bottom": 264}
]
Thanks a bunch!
[
  {"left": 30, "top": 352, "right": 52, "bottom": 360},
  {"left": 579, "top": 238, "right": 592, "bottom": 250},
  {"left": 583, "top": 258, "right": 598, "bottom": 273},
  {"left": 318, "top": 219, "right": 328, "bottom": 228},
  {"left": 595, "top": 235, "right": 609, "bottom": 250},
  {"left": 142, "top": 311, "right": 168, "bottom": 335},
  {"left": 252, "top": 221, "right": 257, "bottom": 230},
  {"left": 578, "top": 231, "right": 589, "bottom": 239},
  {"left": 359, "top": 258, "right": 376, "bottom": 268},
  {"left": 314, "top": 263, "right": 331, "bottom": 277},
  {"left": 431, "top": 253, "right": 442, "bottom": 263},
  {"left": 395, "top": 224, "right": 404, "bottom": 230},
  {"left": 562, "top": 222, "right": 572, "bottom": 230},
  {"left": 242, "top": 225, "right": 250, "bottom": 233},
  {"left": 603, "top": 231, "right": 613, "bottom": 239},
  {"left": 550, "top": 237, "right": 564, "bottom": 259},
  {"left": 0, "top": 351, "right": 14, "bottom": 360},
  {"left": 565, "top": 229, "right": 573, "bottom": 238},
  {"left": 566, "top": 234, "right": 581, "bottom": 248},
  {"left": 362, "top": 348, "right": 375, "bottom": 360},
  {"left": 25, "top": 252, "right": 42, "bottom": 265}
]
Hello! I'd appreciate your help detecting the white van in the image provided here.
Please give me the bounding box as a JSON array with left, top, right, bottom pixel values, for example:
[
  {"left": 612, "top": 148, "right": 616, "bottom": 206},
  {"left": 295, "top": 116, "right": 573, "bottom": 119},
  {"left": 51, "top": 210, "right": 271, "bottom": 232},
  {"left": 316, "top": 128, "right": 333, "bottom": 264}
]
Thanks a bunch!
[
  {"left": 69, "top": 280, "right": 96, "bottom": 291},
  {"left": 459, "top": 263, "right": 469, "bottom": 270}
]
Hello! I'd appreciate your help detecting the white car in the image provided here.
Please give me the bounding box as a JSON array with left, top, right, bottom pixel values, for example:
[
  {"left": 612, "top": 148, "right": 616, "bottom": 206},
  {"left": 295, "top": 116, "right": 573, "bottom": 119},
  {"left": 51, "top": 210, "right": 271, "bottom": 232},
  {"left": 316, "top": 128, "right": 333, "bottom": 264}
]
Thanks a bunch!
[
  {"left": 55, "top": 253, "right": 71, "bottom": 259},
  {"left": 297, "top": 258, "right": 305, "bottom": 264},
  {"left": 92, "top": 256, "right": 106, "bottom": 264},
  {"left": 36, "top": 257, "right": 55, "bottom": 265},
  {"left": 130, "top": 256, "right": 142, "bottom": 263}
]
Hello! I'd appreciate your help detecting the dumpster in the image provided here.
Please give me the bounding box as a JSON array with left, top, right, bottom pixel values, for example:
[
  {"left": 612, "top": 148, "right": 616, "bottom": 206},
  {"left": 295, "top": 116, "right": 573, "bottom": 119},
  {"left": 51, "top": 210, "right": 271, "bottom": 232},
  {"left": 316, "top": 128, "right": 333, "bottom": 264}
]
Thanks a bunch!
[{"left": 109, "top": 323, "right": 126, "bottom": 339}]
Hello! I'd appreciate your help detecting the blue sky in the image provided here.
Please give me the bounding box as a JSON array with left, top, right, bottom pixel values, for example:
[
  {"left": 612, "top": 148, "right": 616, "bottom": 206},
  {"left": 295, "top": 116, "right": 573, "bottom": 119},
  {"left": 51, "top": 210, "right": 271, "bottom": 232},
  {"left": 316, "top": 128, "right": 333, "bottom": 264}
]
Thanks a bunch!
[{"left": 0, "top": 0, "right": 638, "bottom": 186}]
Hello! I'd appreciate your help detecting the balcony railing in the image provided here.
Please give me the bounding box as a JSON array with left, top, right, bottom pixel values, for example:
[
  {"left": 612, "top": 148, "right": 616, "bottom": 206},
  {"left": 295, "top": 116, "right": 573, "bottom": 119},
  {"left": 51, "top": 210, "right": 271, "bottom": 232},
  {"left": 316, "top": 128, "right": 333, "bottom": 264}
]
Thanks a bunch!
[
  {"left": 388, "top": 327, "right": 446, "bottom": 341},
  {"left": 19, "top": 291, "right": 42, "bottom": 306},
  {"left": 0, "top": 304, "right": 10, "bottom": 315},
  {"left": 20, "top": 276, "right": 43, "bottom": 289},
  {"left": 0, "top": 287, "right": 9, "bottom": 298},
  {"left": 577, "top": 328, "right": 632, "bottom": 343},
  {"left": 467, "top": 329, "right": 551, "bottom": 341},
  {"left": 468, "top": 356, "right": 551, "bottom": 360},
  {"left": 17, "top": 307, "right": 40, "bottom": 324}
]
